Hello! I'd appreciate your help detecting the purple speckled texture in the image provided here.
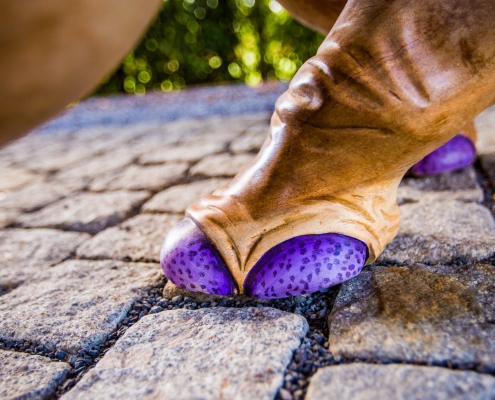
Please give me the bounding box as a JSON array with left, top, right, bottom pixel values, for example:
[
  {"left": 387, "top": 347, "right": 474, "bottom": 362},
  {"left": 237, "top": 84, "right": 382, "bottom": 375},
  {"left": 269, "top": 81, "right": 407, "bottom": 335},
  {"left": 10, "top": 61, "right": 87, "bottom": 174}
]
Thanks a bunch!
[
  {"left": 244, "top": 233, "right": 368, "bottom": 299},
  {"left": 411, "top": 134, "right": 476, "bottom": 176},
  {"left": 160, "top": 219, "right": 237, "bottom": 295}
]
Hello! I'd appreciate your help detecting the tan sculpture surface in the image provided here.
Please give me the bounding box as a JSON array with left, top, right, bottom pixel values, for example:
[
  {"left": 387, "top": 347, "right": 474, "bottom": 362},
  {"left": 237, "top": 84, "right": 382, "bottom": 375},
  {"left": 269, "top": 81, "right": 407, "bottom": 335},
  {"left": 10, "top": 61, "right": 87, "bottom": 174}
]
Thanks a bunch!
[
  {"left": 162, "top": 0, "right": 495, "bottom": 298},
  {"left": 0, "top": 0, "right": 161, "bottom": 146}
]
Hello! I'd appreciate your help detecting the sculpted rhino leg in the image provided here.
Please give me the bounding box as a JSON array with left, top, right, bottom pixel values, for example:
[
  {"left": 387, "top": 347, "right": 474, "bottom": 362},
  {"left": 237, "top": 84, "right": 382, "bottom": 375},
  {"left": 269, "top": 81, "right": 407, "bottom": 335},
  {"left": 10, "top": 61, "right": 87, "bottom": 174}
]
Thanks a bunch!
[
  {"left": 279, "top": 0, "right": 479, "bottom": 177},
  {"left": 161, "top": 0, "right": 495, "bottom": 298}
]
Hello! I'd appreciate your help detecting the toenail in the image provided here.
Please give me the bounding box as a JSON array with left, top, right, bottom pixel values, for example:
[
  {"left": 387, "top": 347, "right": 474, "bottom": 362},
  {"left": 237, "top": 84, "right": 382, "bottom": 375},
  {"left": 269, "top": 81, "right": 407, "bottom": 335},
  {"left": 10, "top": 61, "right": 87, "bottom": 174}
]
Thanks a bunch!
[
  {"left": 160, "top": 219, "right": 237, "bottom": 296},
  {"left": 243, "top": 233, "right": 367, "bottom": 299},
  {"left": 411, "top": 134, "right": 476, "bottom": 176}
]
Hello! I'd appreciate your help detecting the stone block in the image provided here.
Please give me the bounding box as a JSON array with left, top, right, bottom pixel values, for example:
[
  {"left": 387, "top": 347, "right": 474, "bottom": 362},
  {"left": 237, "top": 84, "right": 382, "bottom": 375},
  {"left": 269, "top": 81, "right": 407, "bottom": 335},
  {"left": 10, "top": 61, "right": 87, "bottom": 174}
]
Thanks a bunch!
[
  {"left": 0, "top": 169, "right": 38, "bottom": 191},
  {"left": 18, "top": 191, "right": 150, "bottom": 234},
  {"left": 139, "top": 141, "right": 226, "bottom": 164},
  {"left": 90, "top": 163, "right": 188, "bottom": 192},
  {"left": 0, "top": 181, "right": 85, "bottom": 213},
  {"left": 378, "top": 200, "right": 495, "bottom": 264},
  {"left": 142, "top": 178, "right": 230, "bottom": 213},
  {"left": 0, "top": 229, "right": 90, "bottom": 295},
  {"left": 63, "top": 308, "right": 308, "bottom": 400},
  {"left": 54, "top": 149, "right": 137, "bottom": 187},
  {"left": 0, "top": 260, "right": 162, "bottom": 353},
  {"left": 397, "top": 168, "right": 482, "bottom": 204},
  {"left": 306, "top": 363, "right": 495, "bottom": 400},
  {"left": 475, "top": 105, "right": 495, "bottom": 156},
  {"left": 230, "top": 124, "right": 269, "bottom": 153},
  {"left": 190, "top": 153, "right": 255, "bottom": 177},
  {"left": 0, "top": 349, "right": 71, "bottom": 400},
  {"left": 76, "top": 213, "right": 182, "bottom": 262},
  {"left": 328, "top": 263, "right": 495, "bottom": 371},
  {"left": 0, "top": 210, "right": 19, "bottom": 229}
]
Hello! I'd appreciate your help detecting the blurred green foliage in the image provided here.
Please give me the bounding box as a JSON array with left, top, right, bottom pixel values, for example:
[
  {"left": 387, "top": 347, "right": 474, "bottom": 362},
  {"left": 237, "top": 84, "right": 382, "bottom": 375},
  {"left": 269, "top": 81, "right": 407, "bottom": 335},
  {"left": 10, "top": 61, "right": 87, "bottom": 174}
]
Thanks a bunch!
[{"left": 96, "top": 0, "right": 324, "bottom": 95}]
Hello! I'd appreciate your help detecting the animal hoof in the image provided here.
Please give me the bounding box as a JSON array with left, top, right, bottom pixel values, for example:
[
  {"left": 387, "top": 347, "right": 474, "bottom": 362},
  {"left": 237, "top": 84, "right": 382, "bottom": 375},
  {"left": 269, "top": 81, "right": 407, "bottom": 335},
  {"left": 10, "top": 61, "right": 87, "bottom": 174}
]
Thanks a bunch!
[
  {"left": 410, "top": 134, "right": 476, "bottom": 176},
  {"left": 243, "top": 233, "right": 367, "bottom": 299},
  {"left": 160, "top": 219, "right": 237, "bottom": 296}
]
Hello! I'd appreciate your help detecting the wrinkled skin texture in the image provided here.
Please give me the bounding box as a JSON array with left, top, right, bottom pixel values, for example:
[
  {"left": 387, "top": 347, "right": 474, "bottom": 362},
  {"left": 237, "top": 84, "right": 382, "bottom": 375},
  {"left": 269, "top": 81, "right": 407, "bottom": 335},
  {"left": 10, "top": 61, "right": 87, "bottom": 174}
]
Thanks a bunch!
[{"left": 163, "top": 0, "right": 495, "bottom": 297}]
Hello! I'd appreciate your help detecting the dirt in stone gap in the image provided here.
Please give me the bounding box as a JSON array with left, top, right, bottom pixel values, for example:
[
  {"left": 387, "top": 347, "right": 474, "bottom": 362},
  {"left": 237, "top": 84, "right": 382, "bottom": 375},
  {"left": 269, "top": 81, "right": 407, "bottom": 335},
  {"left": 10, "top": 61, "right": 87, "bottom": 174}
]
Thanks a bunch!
[{"left": 474, "top": 159, "right": 495, "bottom": 268}]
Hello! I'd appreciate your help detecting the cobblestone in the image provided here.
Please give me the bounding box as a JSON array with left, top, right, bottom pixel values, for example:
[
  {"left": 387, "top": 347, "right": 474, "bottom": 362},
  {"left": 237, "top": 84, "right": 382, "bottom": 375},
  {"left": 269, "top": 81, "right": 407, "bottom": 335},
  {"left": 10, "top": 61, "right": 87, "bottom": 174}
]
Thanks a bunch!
[
  {"left": 0, "top": 210, "right": 19, "bottom": 229},
  {"left": 139, "top": 141, "right": 226, "bottom": 164},
  {"left": 0, "top": 260, "right": 161, "bottom": 353},
  {"left": 76, "top": 213, "right": 182, "bottom": 262},
  {"left": 378, "top": 200, "right": 495, "bottom": 264},
  {"left": 55, "top": 149, "right": 137, "bottom": 187},
  {"left": 328, "top": 263, "right": 495, "bottom": 372},
  {"left": 18, "top": 191, "right": 150, "bottom": 234},
  {"left": 398, "top": 168, "right": 483, "bottom": 204},
  {"left": 190, "top": 153, "right": 256, "bottom": 176},
  {"left": 90, "top": 163, "right": 189, "bottom": 192},
  {"left": 0, "top": 229, "right": 90, "bottom": 295},
  {"left": 142, "top": 178, "right": 230, "bottom": 213},
  {"left": 0, "top": 181, "right": 85, "bottom": 213},
  {"left": 306, "top": 364, "right": 495, "bottom": 400},
  {"left": 63, "top": 308, "right": 308, "bottom": 400},
  {"left": 0, "top": 169, "right": 38, "bottom": 191},
  {"left": 0, "top": 349, "right": 71, "bottom": 400},
  {"left": 230, "top": 123, "right": 269, "bottom": 153}
]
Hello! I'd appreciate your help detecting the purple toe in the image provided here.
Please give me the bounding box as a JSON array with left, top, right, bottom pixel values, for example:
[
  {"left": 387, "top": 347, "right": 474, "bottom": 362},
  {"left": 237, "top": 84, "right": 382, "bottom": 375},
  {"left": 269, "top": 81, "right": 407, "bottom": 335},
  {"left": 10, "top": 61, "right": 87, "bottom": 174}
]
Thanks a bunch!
[
  {"left": 410, "top": 134, "right": 476, "bottom": 176},
  {"left": 244, "top": 233, "right": 368, "bottom": 299},
  {"left": 160, "top": 219, "right": 237, "bottom": 296}
]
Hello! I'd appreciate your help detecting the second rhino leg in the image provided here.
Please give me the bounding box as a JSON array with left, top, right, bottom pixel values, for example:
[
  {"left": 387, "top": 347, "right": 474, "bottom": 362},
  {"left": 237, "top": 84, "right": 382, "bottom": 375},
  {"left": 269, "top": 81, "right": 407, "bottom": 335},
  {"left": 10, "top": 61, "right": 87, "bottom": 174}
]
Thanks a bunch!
[
  {"left": 410, "top": 121, "right": 477, "bottom": 176},
  {"left": 162, "top": 0, "right": 495, "bottom": 298}
]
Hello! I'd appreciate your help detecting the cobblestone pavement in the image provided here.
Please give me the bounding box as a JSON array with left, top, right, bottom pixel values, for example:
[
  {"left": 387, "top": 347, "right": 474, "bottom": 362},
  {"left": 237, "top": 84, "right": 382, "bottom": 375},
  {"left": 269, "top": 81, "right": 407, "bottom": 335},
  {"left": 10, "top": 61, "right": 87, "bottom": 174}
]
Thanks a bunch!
[{"left": 1, "top": 87, "right": 495, "bottom": 399}]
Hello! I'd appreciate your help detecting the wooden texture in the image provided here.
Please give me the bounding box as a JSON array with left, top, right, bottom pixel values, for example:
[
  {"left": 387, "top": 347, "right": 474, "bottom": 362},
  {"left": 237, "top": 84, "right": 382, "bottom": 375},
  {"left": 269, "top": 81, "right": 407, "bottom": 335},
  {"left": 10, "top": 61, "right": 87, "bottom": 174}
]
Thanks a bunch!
[{"left": 187, "top": 0, "right": 495, "bottom": 290}]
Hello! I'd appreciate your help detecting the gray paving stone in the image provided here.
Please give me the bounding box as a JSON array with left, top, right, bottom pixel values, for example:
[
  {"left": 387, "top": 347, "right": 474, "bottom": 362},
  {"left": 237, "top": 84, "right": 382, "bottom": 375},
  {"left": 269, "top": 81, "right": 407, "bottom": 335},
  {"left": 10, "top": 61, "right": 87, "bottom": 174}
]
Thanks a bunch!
[
  {"left": 0, "top": 169, "right": 39, "bottom": 192},
  {"left": 22, "top": 147, "right": 98, "bottom": 172},
  {"left": 54, "top": 149, "right": 137, "bottom": 187},
  {"left": 328, "top": 263, "right": 495, "bottom": 371},
  {"left": 378, "top": 200, "right": 495, "bottom": 264},
  {"left": 76, "top": 213, "right": 182, "bottom": 263},
  {"left": 90, "top": 163, "right": 188, "bottom": 192},
  {"left": 139, "top": 141, "right": 226, "bottom": 164},
  {"left": 63, "top": 307, "right": 308, "bottom": 400},
  {"left": 0, "top": 260, "right": 161, "bottom": 352},
  {"left": 190, "top": 153, "right": 255, "bottom": 177},
  {"left": 306, "top": 363, "right": 495, "bottom": 400},
  {"left": 67, "top": 123, "right": 160, "bottom": 155},
  {"left": 0, "top": 349, "right": 71, "bottom": 400},
  {"left": 230, "top": 123, "right": 269, "bottom": 153},
  {"left": 475, "top": 105, "right": 495, "bottom": 156},
  {"left": 397, "top": 168, "right": 483, "bottom": 204},
  {"left": 0, "top": 210, "right": 19, "bottom": 229},
  {"left": 142, "top": 178, "right": 230, "bottom": 213},
  {"left": 0, "top": 228, "right": 90, "bottom": 295},
  {"left": 18, "top": 191, "right": 150, "bottom": 234},
  {"left": 0, "top": 181, "right": 85, "bottom": 213},
  {"left": 397, "top": 186, "right": 483, "bottom": 204}
]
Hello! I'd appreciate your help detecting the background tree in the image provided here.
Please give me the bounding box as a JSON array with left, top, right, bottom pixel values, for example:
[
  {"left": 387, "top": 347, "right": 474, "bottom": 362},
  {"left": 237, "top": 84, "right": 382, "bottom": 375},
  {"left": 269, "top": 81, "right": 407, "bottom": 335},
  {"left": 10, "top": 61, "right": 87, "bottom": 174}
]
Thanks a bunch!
[{"left": 96, "top": 0, "right": 324, "bottom": 96}]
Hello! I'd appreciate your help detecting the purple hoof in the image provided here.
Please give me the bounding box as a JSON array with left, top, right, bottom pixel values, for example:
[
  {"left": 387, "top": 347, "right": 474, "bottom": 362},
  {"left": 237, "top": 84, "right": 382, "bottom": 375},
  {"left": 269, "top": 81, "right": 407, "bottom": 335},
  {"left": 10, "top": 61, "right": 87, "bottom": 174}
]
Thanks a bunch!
[
  {"left": 160, "top": 219, "right": 237, "bottom": 295},
  {"left": 244, "top": 233, "right": 367, "bottom": 299},
  {"left": 410, "top": 134, "right": 476, "bottom": 176}
]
